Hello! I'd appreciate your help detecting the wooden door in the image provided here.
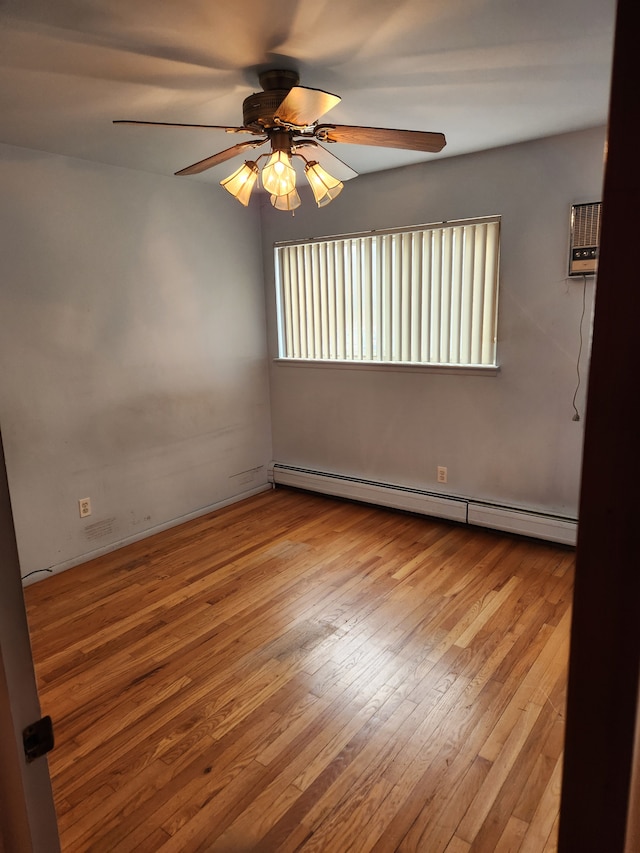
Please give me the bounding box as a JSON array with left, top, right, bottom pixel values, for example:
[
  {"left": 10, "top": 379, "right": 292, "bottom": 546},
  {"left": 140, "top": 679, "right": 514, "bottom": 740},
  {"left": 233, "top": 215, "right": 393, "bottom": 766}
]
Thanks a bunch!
[{"left": 0, "top": 433, "right": 59, "bottom": 852}]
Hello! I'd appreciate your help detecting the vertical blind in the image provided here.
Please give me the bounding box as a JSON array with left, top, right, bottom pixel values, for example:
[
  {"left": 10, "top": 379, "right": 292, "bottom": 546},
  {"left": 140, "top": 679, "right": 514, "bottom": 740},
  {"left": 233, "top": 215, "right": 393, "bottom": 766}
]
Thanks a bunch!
[{"left": 274, "top": 216, "right": 500, "bottom": 366}]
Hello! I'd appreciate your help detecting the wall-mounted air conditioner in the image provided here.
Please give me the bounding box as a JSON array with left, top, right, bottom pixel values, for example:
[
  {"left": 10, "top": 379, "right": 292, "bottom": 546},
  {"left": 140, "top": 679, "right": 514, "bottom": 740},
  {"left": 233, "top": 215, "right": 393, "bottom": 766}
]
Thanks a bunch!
[{"left": 569, "top": 201, "right": 601, "bottom": 276}]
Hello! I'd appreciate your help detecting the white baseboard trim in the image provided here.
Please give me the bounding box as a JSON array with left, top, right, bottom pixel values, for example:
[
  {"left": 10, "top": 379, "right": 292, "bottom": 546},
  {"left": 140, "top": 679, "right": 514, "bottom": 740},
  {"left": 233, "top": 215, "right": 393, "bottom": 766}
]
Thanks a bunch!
[
  {"left": 467, "top": 502, "right": 577, "bottom": 546},
  {"left": 269, "top": 462, "right": 577, "bottom": 546}
]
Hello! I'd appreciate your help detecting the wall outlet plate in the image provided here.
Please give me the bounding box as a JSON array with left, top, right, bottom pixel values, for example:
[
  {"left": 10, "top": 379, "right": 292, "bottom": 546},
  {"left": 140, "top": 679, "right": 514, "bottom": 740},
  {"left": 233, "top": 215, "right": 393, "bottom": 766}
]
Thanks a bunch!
[{"left": 79, "top": 497, "right": 91, "bottom": 518}]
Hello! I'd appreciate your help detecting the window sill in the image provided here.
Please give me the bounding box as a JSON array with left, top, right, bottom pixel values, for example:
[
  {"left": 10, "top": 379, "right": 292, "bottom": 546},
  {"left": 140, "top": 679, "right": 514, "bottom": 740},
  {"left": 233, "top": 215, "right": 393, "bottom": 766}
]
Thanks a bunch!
[{"left": 273, "top": 358, "right": 500, "bottom": 376}]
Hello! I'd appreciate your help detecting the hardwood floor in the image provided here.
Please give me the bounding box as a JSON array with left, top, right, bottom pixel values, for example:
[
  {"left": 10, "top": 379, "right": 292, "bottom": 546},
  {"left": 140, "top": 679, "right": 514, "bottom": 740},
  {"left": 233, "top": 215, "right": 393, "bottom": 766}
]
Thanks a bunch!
[{"left": 24, "top": 487, "right": 575, "bottom": 852}]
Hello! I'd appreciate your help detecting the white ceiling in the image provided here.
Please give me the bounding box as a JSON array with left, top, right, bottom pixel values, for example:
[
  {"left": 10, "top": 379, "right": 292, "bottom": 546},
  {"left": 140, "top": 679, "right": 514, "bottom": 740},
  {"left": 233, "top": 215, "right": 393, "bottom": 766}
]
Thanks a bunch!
[{"left": 0, "top": 0, "right": 616, "bottom": 185}]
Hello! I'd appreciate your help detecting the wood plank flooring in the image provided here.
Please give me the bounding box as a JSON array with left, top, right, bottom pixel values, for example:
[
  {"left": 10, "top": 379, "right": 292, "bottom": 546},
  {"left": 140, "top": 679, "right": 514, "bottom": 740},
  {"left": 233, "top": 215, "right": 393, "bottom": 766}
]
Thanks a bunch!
[{"left": 24, "top": 487, "right": 575, "bottom": 852}]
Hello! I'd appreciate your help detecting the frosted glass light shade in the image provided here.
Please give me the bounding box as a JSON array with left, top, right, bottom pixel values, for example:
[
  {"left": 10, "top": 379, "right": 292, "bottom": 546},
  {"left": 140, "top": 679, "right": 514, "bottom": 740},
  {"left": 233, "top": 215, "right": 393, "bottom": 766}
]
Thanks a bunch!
[
  {"left": 271, "top": 189, "right": 301, "bottom": 211},
  {"left": 262, "top": 150, "right": 297, "bottom": 196},
  {"left": 220, "top": 161, "right": 259, "bottom": 206},
  {"left": 304, "top": 161, "right": 343, "bottom": 207}
]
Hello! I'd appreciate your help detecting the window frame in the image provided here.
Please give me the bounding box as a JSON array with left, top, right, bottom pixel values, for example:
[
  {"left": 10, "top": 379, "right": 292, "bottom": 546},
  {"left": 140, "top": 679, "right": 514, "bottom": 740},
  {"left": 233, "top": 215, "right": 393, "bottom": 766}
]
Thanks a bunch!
[{"left": 273, "top": 215, "right": 501, "bottom": 373}]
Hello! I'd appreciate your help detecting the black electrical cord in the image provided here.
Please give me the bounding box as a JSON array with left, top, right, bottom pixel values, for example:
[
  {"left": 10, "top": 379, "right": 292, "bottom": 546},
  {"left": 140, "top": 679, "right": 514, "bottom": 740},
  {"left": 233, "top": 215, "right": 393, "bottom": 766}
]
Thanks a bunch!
[{"left": 21, "top": 568, "right": 53, "bottom": 580}]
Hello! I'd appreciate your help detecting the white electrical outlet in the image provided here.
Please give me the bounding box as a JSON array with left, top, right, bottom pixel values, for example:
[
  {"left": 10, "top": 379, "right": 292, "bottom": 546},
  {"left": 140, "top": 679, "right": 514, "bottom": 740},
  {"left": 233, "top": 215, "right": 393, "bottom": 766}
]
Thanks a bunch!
[
  {"left": 78, "top": 497, "right": 91, "bottom": 518},
  {"left": 437, "top": 466, "right": 448, "bottom": 484}
]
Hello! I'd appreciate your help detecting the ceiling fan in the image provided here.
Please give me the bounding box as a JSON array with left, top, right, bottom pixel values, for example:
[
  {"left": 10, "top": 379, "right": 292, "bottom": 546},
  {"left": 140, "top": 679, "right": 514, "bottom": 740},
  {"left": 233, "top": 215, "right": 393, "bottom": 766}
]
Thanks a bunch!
[{"left": 114, "top": 69, "right": 446, "bottom": 212}]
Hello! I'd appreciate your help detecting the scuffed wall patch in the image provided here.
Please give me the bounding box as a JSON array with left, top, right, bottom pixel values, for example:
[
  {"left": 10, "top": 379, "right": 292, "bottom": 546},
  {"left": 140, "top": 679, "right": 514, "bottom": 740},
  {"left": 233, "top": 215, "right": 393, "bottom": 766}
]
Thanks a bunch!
[{"left": 84, "top": 518, "right": 116, "bottom": 541}]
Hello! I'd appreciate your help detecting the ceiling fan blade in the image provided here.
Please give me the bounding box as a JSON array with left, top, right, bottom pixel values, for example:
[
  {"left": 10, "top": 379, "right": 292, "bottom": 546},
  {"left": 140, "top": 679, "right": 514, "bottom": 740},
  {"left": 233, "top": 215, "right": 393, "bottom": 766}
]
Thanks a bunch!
[
  {"left": 294, "top": 140, "right": 359, "bottom": 181},
  {"left": 274, "top": 86, "right": 341, "bottom": 127},
  {"left": 175, "top": 139, "right": 268, "bottom": 176},
  {"left": 315, "top": 125, "right": 446, "bottom": 153},
  {"left": 113, "top": 120, "right": 256, "bottom": 134}
]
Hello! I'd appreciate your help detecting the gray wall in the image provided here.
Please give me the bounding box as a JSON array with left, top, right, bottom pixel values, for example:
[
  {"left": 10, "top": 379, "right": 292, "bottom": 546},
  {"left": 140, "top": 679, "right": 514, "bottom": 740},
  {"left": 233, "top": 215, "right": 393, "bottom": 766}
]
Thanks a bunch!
[
  {"left": 0, "top": 143, "right": 272, "bottom": 579},
  {"left": 261, "top": 127, "right": 606, "bottom": 518},
  {"left": 0, "top": 127, "right": 606, "bottom": 580}
]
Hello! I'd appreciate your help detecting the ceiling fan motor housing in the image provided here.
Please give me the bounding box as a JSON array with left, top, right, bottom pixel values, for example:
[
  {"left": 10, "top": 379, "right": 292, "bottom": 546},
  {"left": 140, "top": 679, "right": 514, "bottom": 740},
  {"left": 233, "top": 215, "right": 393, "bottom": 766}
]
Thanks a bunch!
[
  {"left": 243, "top": 69, "right": 300, "bottom": 131},
  {"left": 242, "top": 90, "right": 291, "bottom": 130}
]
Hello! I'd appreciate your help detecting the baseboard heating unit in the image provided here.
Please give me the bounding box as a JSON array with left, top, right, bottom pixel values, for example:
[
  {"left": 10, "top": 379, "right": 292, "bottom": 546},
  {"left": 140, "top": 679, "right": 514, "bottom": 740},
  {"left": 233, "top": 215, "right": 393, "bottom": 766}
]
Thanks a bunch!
[{"left": 268, "top": 463, "right": 577, "bottom": 546}]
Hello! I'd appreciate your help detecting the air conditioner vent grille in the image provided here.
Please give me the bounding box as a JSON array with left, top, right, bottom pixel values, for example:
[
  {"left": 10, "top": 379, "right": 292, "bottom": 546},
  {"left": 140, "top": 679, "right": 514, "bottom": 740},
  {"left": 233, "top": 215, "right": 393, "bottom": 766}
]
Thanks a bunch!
[
  {"left": 572, "top": 202, "right": 601, "bottom": 247},
  {"left": 569, "top": 201, "right": 601, "bottom": 276}
]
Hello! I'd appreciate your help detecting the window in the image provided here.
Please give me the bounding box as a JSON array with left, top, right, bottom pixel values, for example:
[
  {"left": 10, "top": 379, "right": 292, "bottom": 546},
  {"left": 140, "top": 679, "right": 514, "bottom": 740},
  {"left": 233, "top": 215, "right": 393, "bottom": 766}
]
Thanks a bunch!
[{"left": 274, "top": 216, "right": 500, "bottom": 368}]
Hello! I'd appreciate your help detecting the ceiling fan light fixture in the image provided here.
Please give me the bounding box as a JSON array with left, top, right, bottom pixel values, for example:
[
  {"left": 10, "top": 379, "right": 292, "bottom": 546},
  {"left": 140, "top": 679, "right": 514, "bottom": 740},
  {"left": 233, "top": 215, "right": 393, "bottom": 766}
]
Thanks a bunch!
[
  {"left": 271, "top": 188, "right": 301, "bottom": 212},
  {"left": 261, "top": 150, "right": 297, "bottom": 197},
  {"left": 116, "top": 71, "right": 447, "bottom": 212},
  {"left": 304, "top": 161, "right": 344, "bottom": 207},
  {"left": 220, "top": 161, "right": 259, "bottom": 206}
]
